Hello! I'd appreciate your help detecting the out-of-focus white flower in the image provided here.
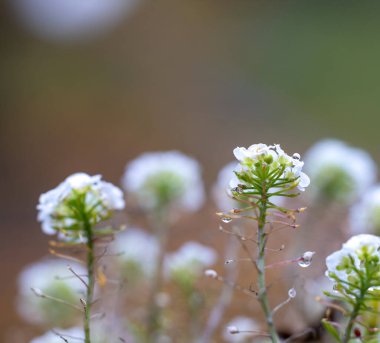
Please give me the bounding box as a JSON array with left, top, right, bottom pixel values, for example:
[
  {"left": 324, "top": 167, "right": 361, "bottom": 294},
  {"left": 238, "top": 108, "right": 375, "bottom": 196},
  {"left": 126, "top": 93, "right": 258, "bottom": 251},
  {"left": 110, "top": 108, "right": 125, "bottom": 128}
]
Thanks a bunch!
[
  {"left": 165, "top": 241, "right": 217, "bottom": 282},
  {"left": 18, "top": 259, "right": 86, "bottom": 327},
  {"left": 37, "top": 172, "right": 125, "bottom": 240},
  {"left": 304, "top": 139, "right": 376, "bottom": 203},
  {"left": 223, "top": 316, "right": 260, "bottom": 343},
  {"left": 326, "top": 234, "right": 380, "bottom": 285},
  {"left": 349, "top": 185, "right": 380, "bottom": 235},
  {"left": 300, "top": 276, "right": 333, "bottom": 325},
  {"left": 112, "top": 228, "right": 159, "bottom": 280},
  {"left": 122, "top": 151, "right": 205, "bottom": 212},
  {"left": 10, "top": 0, "right": 140, "bottom": 42},
  {"left": 232, "top": 144, "right": 310, "bottom": 193},
  {"left": 212, "top": 162, "right": 240, "bottom": 211},
  {"left": 29, "top": 327, "right": 84, "bottom": 343}
]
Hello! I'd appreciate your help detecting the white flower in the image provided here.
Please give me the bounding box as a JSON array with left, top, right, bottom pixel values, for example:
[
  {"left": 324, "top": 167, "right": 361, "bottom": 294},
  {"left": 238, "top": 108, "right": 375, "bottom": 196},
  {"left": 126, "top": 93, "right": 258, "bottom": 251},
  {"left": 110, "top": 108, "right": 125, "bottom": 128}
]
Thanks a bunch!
[
  {"left": 212, "top": 162, "right": 240, "bottom": 211},
  {"left": 300, "top": 276, "right": 334, "bottom": 325},
  {"left": 223, "top": 316, "right": 260, "bottom": 343},
  {"left": 304, "top": 139, "right": 376, "bottom": 203},
  {"left": 343, "top": 234, "right": 380, "bottom": 253},
  {"left": 37, "top": 172, "right": 125, "bottom": 238},
  {"left": 165, "top": 241, "right": 217, "bottom": 280},
  {"left": 122, "top": 151, "right": 205, "bottom": 211},
  {"left": 326, "top": 234, "right": 380, "bottom": 284},
  {"left": 233, "top": 144, "right": 275, "bottom": 163},
  {"left": 232, "top": 143, "right": 309, "bottom": 192},
  {"left": 349, "top": 185, "right": 380, "bottom": 235},
  {"left": 112, "top": 228, "right": 159, "bottom": 279},
  {"left": 29, "top": 327, "right": 83, "bottom": 343},
  {"left": 17, "top": 259, "right": 86, "bottom": 326}
]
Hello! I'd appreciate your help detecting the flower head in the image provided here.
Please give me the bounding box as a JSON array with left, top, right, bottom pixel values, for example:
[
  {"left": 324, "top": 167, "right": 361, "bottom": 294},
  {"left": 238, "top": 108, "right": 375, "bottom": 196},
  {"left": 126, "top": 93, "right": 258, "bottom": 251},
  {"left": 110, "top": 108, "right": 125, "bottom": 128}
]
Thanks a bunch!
[
  {"left": 326, "top": 234, "right": 380, "bottom": 294},
  {"left": 122, "top": 151, "right": 205, "bottom": 212},
  {"left": 37, "top": 173, "right": 125, "bottom": 241},
  {"left": 17, "top": 259, "right": 86, "bottom": 327},
  {"left": 112, "top": 228, "right": 159, "bottom": 280},
  {"left": 349, "top": 185, "right": 380, "bottom": 235},
  {"left": 165, "top": 241, "right": 217, "bottom": 285},
  {"left": 231, "top": 143, "right": 309, "bottom": 197},
  {"left": 304, "top": 139, "right": 376, "bottom": 203}
]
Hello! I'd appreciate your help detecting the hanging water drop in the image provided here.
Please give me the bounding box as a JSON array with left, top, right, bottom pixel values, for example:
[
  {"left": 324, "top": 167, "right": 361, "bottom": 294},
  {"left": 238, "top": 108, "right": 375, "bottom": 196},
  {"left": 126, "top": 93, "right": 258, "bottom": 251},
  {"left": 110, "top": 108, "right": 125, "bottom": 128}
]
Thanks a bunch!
[
  {"left": 298, "top": 251, "right": 315, "bottom": 268},
  {"left": 298, "top": 260, "right": 311, "bottom": 268},
  {"left": 288, "top": 288, "right": 296, "bottom": 298},
  {"left": 221, "top": 217, "right": 232, "bottom": 223}
]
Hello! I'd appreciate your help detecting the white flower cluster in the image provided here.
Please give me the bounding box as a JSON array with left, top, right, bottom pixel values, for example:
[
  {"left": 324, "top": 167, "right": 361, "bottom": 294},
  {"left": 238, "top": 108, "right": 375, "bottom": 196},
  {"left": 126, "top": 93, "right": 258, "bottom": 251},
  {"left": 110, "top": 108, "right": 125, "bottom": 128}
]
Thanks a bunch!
[
  {"left": 304, "top": 139, "right": 376, "bottom": 203},
  {"left": 350, "top": 185, "right": 380, "bottom": 236},
  {"left": 18, "top": 259, "right": 86, "bottom": 326},
  {"left": 165, "top": 241, "right": 217, "bottom": 280},
  {"left": 37, "top": 173, "right": 125, "bottom": 238},
  {"left": 113, "top": 228, "right": 159, "bottom": 280},
  {"left": 232, "top": 143, "right": 310, "bottom": 192},
  {"left": 326, "top": 234, "right": 380, "bottom": 286},
  {"left": 122, "top": 151, "right": 205, "bottom": 211}
]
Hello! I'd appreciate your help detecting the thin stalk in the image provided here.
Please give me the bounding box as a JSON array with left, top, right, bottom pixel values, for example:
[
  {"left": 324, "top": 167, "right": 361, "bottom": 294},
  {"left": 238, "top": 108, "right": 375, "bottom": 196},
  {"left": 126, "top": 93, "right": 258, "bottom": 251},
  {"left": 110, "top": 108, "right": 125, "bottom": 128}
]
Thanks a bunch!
[
  {"left": 342, "top": 299, "right": 362, "bottom": 343},
  {"left": 256, "top": 194, "right": 280, "bottom": 343},
  {"left": 146, "top": 211, "right": 169, "bottom": 342},
  {"left": 84, "top": 219, "right": 95, "bottom": 343},
  {"left": 342, "top": 277, "right": 367, "bottom": 343}
]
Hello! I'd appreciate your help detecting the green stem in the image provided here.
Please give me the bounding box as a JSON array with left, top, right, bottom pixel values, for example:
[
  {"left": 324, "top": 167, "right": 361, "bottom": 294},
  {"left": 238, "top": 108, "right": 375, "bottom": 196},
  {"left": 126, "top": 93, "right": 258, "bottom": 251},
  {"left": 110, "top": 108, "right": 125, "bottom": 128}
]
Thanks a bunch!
[
  {"left": 146, "top": 211, "right": 169, "bottom": 343},
  {"left": 84, "top": 219, "right": 94, "bottom": 343},
  {"left": 257, "top": 196, "right": 280, "bottom": 343},
  {"left": 342, "top": 301, "right": 361, "bottom": 343},
  {"left": 342, "top": 283, "right": 366, "bottom": 343}
]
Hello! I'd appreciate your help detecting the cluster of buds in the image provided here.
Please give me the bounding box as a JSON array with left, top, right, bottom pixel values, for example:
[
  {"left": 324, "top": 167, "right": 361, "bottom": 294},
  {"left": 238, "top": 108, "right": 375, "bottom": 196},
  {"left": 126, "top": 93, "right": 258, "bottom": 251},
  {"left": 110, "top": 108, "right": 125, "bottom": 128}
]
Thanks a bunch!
[
  {"left": 326, "top": 234, "right": 380, "bottom": 294},
  {"left": 37, "top": 173, "right": 125, "bottom": 241},
  {"left": 230, "top": 144, "right": 310, "bottom": 203}
]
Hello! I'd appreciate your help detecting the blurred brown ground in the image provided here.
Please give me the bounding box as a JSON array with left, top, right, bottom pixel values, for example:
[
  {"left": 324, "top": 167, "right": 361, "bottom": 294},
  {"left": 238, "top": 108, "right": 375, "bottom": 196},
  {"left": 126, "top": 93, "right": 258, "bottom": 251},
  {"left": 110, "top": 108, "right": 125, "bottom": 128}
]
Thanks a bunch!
[{"left": 2, "top": 1, "right": 380, "bottom": 341}]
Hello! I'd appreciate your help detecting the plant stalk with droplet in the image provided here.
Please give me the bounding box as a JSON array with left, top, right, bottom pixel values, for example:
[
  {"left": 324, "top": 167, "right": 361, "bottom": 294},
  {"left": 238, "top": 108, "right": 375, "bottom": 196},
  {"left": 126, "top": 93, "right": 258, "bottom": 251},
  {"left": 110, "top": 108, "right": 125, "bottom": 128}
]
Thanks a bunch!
[{"left": 225, "top": 144, "right": 310, "bottom": 342}]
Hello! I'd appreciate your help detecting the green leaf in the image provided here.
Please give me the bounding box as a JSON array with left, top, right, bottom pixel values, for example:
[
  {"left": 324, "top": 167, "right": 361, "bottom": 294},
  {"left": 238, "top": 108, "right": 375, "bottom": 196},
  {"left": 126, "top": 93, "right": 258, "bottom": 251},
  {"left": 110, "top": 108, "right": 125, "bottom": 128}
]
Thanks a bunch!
[{"left": 321, "top": 319, "right": 342, "bottom": 342}]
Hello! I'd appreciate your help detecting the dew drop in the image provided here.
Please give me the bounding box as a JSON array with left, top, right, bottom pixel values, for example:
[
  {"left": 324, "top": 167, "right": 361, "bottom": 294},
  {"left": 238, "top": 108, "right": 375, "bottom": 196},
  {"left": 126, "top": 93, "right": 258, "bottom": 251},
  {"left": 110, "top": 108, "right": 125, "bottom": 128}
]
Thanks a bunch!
[
  {"left": 298, "top": 251, "right": 315, "bottom": 268},
  {"left": 292, "top": 153, "right": 301, "bottom": 160},
  {"left": 298, "top": 260, "right": 311, "bottom": 268},
  {"left": 288, "top": 288, "right": 296, "bottom": 298},
  {"left": 221, "top": 217, "right": 232, "bottom": 223}
]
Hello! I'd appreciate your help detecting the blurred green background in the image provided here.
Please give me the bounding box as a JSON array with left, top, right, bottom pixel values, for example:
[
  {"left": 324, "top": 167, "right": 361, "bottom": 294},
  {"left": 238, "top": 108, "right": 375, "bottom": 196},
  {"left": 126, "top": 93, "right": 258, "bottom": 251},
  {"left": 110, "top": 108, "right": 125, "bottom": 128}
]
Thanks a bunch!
[{"left": 2, "top": 0, "right": 380, "bottom": 339}]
